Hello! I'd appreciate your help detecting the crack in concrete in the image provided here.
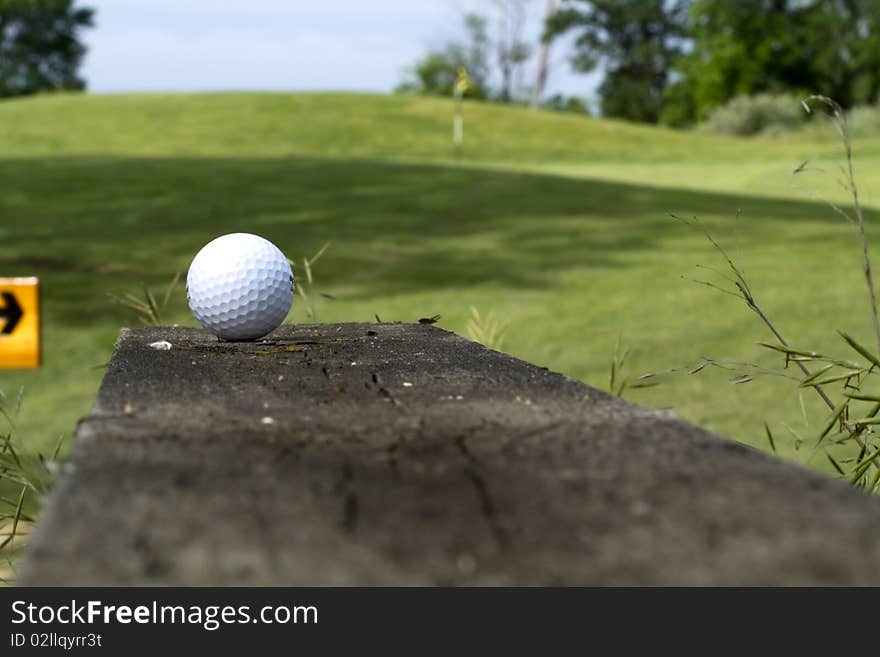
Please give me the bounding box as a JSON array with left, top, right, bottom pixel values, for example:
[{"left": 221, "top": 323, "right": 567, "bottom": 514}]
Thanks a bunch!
[
  {"left": 455, "top": 435, "right": 510, "bottom": 549},
  {"left": 336, "top": 461, "right": 358, "bottom": 533},
  {"left": 370, "top": 371, "right": 402, "bottom": 407}
]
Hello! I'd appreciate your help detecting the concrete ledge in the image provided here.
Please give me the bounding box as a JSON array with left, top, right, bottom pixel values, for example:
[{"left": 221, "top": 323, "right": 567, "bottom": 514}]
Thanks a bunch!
[{"left": 19, "top": 323, "right": 880, "bottom": 585}]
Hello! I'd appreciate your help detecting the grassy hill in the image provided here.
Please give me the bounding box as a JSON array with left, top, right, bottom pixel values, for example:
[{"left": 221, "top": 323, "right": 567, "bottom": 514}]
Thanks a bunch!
[{"left": 2, "top": 91, "right": 880, "bottom": 472}]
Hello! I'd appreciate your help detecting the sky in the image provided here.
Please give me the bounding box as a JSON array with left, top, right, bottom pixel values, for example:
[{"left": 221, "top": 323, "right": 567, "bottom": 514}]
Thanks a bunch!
[{"left": 81, "top": 0, "right": 600, "bottom": 101}]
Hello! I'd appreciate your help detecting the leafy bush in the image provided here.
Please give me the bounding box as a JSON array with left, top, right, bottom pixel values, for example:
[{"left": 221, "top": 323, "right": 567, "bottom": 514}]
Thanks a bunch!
[
  {"left": 541, "top": 94, "right": 591, "bottom": 115},
  {"left": 846, "top": 104, "right": 880, "bottom": 137},
  {"left": 699, "top": 94, "right": 806, "bottom": 136}
]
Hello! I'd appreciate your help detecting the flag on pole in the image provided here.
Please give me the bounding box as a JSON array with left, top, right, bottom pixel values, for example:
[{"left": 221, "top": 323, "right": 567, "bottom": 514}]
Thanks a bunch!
[
  {"left": 453, "top": 68, "right": 469, "bottom": 150},
  {"left": 455, "top": 67, "right": 470, "bottom": 97}
]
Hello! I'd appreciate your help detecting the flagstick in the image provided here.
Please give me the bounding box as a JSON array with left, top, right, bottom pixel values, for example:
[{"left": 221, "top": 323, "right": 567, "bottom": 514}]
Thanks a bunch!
[
  {"left": 453, "top": 67, "right": 469, "bottom": 157},
  {"left": 453, "top": 91, "right": 463, "bottom": 153}
]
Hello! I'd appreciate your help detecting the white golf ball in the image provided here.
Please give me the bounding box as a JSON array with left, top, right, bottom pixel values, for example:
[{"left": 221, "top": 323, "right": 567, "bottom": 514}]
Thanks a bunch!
[{"left": 186, "top": 233, "right": 294, "bottom": 340}]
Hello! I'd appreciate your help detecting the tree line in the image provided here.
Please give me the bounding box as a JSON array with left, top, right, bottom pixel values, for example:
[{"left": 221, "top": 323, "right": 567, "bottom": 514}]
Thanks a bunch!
[
  {"left": 3, "top": 0, "right": 879, "bottom": 128},
  {"left": 401, "top": 0, "right": 880, "bottom": 125},
  {"left": 0, "top": 0, "right": 93, "bottom": 98}
]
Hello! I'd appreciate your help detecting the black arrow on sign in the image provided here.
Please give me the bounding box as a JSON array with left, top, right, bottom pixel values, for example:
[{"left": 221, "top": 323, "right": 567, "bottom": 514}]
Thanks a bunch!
[{"left": 0, "top": 291, "right": 23, "bottom": 335}]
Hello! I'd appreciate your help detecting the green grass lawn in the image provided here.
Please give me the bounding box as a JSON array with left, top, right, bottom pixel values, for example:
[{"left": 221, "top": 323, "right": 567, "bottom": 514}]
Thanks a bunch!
[{"left": 2, "top": 91, "right": 880, "bottom": 473}]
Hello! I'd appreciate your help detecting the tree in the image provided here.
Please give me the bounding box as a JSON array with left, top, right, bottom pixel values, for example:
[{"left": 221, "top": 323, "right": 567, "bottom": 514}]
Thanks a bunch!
[
  {"left": 492, "top": 0, "right": 532, "bottom": 102},
  {"left": 463, "top": 13, "right": 492, "bottom": 92},
  {"left": 666, "top": 0, "right": 880, "bottom": 124},
  {"left": 531, "top": 0, "right": 559, "bottom": 108},
  {"left": 0, "top": 0, "right": 94, "bottom": 98},
  {"left": 397, "top": 13, "right": 491, "bottom": 99},
  {"left": 398, "top": 3, "right": 534, "bottom": 103},
  {"left": 545, "top": 1, "right": 691, "bottom": 123}
]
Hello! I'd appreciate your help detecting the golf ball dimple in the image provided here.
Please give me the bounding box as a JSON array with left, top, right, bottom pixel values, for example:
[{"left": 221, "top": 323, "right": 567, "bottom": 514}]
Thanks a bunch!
[{"left": 186, "top": 233, "right": 294, "bottom": 340}]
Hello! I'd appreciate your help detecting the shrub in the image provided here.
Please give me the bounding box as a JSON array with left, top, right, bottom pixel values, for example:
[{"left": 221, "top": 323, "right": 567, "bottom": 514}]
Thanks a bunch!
[
  {"left": 541, "top": 94, "right": 591, "bottom": 116},
  {"left": 699, "top": 93, "right": 806, "bottom": 136}
]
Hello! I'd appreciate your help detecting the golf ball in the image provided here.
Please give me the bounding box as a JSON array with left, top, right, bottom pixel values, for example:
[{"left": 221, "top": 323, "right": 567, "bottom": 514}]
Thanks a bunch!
[{"left": 186, "top": 233, "right": 294, "bottom": 340}]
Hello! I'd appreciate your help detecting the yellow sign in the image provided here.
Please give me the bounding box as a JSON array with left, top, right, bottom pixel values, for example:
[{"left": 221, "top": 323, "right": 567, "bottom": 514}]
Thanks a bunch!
[{"left": 0, "top": 277, "right": 40, "bottom": 369}]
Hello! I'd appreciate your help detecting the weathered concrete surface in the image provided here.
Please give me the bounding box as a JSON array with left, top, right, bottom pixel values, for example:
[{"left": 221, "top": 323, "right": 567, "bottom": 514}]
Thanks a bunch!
[{"left": 19, "top": 323, "right": 880, "bottom": 585}]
